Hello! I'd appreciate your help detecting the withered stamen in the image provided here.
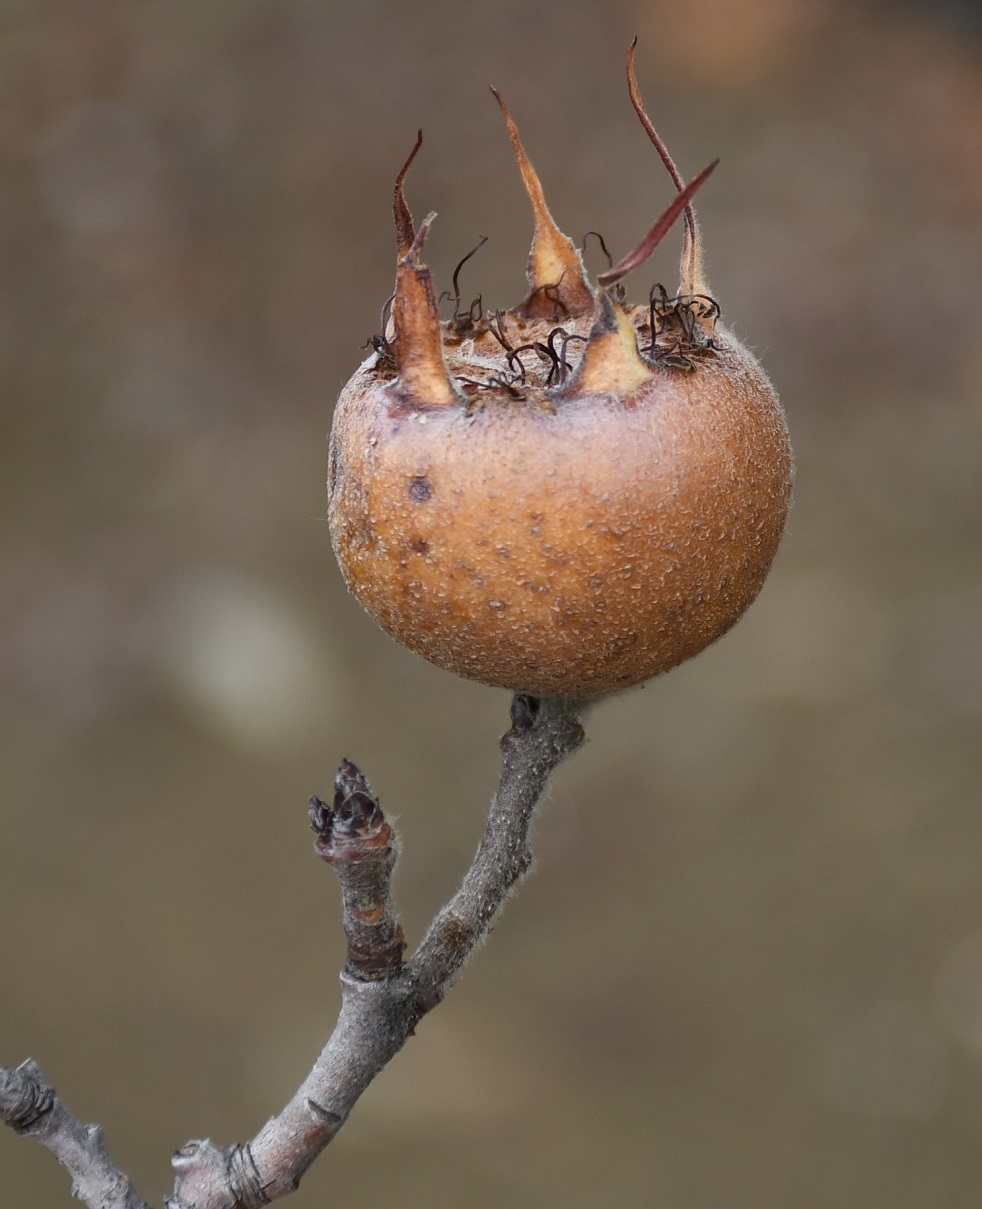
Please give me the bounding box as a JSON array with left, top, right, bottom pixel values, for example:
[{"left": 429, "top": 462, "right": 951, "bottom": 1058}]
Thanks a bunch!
[
  {"left": 486, "top": 311, "right": 514, "bottom": 353},
  {"left": 580, "top": 230, "right": 614, "bottom": 270},
  {"left": 521, "top": 280, "right": 570, "bottom": 323},
  {"left": 451, "top": 236, "right": 488, "bottom": 307}
]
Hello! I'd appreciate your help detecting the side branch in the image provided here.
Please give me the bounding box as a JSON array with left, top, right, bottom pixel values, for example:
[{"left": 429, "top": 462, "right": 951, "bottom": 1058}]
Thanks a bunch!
[
  {"left": 0, "top": 1060, "right": 151, "bottom": 1209},
  {"left": 170, "top": 693, "right": 585, "bottom": 1208},
  {"left": 3, "top": 693, "right": 585, "bottom": 1209},
  {"left": 309, "top": 759, "right": 406, "bottom": 980}
]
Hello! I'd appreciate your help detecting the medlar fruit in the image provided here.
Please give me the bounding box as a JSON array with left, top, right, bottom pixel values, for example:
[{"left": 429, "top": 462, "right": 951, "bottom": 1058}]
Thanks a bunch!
[{"left": 329, "top": 47, "right": 792, "bottom": 699}]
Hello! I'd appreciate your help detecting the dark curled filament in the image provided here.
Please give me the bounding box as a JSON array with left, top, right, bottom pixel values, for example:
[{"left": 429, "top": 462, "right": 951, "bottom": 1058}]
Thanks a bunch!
[
  {"left": 486, "top": 311, "right": 531, "bottom": 382},
  {"left": 364, "top": 333, "right": 396, "bottom": 374},
  {"left": 534, "top": 326, "right": 587, "bottom": 386},
  {"left": 581, "top": 230, "right": 614, "bottom": 269},
  {"left": 487, "top": 316, "right": 586, "bottom": 388},
  {"left": 581, "top": 232, "right": 625, "bottom": 300},
  {"left": 644, "top": 283, "right": 721, "bottom": 368},
  {"left": 557, "top": 330, "right": 587, "bottom": 380},
  {"left": 455, "top": 373, "right": 526, "bottom": 401},
  {"left": 379, "top": 291, "right": 396, "bottom": 337},
  {"left": 364, "top": 292, "right": 398, "bottom": 376},
  {"left": 523, "top": 280, "right": 570, "bottom": 322},
  {"left": 439, "top": 235, "right": 488, "bottom": 331},
  {"left": 486, "top": 310, "right": 517, "bottom": 356}
]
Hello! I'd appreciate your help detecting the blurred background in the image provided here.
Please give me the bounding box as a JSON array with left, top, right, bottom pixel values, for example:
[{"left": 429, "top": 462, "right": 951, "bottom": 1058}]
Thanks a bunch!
[{"left": 2, "top": 1, "right": 981, "bottom": 1206}]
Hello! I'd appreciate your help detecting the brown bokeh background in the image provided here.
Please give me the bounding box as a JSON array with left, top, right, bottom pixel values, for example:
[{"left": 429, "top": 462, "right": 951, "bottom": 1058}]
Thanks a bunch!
[{"left": 2, "top": 1, "right": 982, "bottom": 1206}]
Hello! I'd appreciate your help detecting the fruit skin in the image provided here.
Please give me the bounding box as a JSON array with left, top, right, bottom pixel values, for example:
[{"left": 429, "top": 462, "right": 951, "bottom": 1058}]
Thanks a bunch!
[{"left": 329, "top": 324, "right": 790, "bottom": 699}]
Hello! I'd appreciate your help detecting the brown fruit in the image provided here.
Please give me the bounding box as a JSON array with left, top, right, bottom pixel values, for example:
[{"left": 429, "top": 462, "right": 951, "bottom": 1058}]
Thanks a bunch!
[{"left": 329, "top": 47, "right": 792, "bottom": 699}]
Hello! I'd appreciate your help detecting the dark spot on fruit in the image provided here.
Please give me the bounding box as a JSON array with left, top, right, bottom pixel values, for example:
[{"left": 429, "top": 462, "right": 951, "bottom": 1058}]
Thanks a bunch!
[
  {"left": 408, "top": 475, "right": 432, "bottom": 502},
  {"left": 410, "top": 537, "right": 429, "bottom": 555}
]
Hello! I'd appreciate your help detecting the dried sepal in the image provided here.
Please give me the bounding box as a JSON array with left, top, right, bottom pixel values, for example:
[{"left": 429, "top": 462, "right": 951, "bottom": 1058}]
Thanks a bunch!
[
  {"left": 597, "top": 159, "right": 718, "bottom": 290},
  {"left": 626, "top": 38, "right": 710, "bottom": 303},
  {"left": 491, "top": 88, "right": 594, "bottom": 320},
  {"left": 559, "top": 290, "right": 651, "bottom": 399},
  {"left": 393, "top": 129, "right": 423, "bottom": 259},
  {"left": 391, "top": 213, "right": 458, "bottom": 408}
]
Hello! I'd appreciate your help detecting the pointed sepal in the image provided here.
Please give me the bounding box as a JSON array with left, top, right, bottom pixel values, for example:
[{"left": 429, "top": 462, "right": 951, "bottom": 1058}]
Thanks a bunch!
[
  {"left": 392, "top": 213, "right": 458, "bottom": 408},
  {"left": 491, "top": 88, "right": 594, "bottom": 320},
  {"left": 558, "top": 290, "right": 652, "bottom": 399},
  {"left": 625, "top": 41, "right": 716, "bottom": 332},
  {"left": 597, "top": 159, "right": 718, "bottom": 291},
  {"left": 393, "top": 130, "right": 424, "bottom": 259}
]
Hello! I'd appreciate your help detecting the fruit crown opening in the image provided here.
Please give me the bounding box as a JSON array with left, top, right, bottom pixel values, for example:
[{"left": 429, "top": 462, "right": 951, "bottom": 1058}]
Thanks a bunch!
[{"left": 374, "top": 44, "right": 722, "bottom": 409}]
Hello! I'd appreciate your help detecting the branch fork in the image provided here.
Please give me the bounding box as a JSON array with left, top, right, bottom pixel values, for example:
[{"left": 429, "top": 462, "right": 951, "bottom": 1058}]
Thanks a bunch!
[{"left": 2, "top": 694, "right": 585, "bottom": 1209}]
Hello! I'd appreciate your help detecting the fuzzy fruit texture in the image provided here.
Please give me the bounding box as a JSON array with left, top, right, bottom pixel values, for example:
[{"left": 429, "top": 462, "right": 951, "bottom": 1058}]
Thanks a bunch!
[{"left": 329, "top": 48, "right": 792, "bottom": 699}]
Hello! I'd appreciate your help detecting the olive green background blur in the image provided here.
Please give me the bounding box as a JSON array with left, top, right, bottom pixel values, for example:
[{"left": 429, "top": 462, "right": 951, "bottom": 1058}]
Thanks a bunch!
[{"left": 2, "top": 1, "right": 981, "bottom": 1206}]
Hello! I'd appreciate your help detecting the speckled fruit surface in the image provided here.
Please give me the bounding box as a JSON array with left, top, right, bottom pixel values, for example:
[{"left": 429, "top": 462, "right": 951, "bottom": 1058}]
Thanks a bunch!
[{"left": 329, "top": 312, "right": 790, "bottom": 698}]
